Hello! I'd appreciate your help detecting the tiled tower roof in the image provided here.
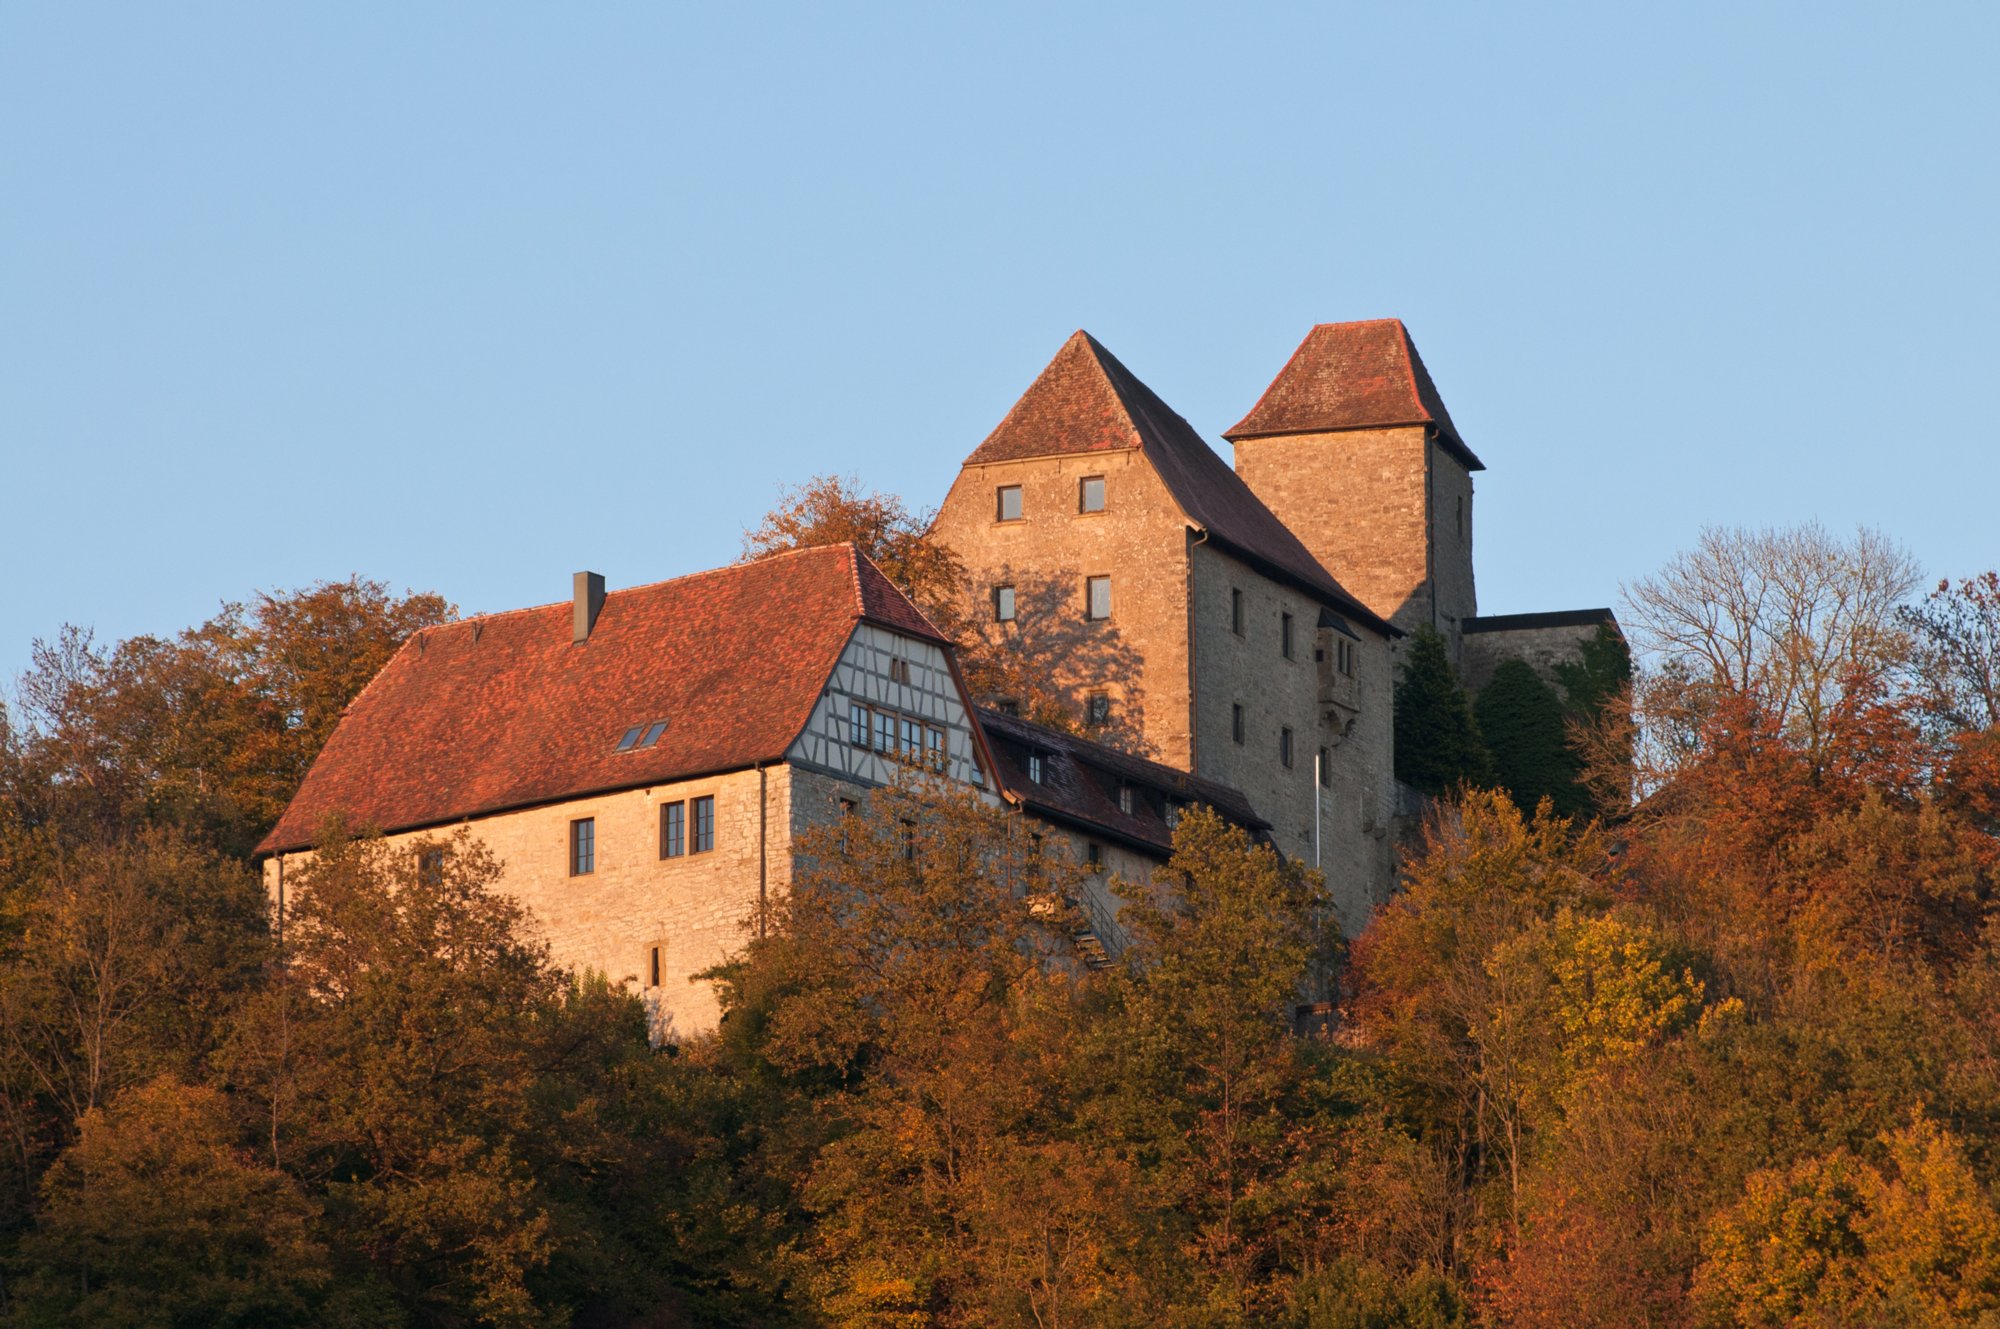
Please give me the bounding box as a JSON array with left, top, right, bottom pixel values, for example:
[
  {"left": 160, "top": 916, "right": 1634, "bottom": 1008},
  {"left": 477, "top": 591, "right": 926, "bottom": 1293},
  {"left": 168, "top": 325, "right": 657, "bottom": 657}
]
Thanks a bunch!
[
  {"left": 259, "top": 544, "right": 943, "bottom": 853},
  {"left": 965, "top": 331, "right": 1394, "bottom": 635},
  {"left": 1225, "top": 319, "right": 1484, "bottom": 471}
]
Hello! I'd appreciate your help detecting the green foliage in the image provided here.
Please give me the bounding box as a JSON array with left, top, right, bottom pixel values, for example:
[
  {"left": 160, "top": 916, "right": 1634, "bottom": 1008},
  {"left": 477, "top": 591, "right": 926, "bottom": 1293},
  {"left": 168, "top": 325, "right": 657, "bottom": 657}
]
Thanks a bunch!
[
  {"left": 1475, "top": 659, "right": 1587, "bottom": 819},
  {"left": 1393, "top": 627, "right": 1490, "bottom": 796},
  {"left": 1554, "top": 622, "right": 1633, "bottom": 726}
]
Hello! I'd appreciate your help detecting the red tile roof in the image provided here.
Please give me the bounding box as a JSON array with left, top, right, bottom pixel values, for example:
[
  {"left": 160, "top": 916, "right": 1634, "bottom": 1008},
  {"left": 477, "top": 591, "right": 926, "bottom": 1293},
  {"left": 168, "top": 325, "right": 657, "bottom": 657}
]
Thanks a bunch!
[
  {"left": 977, "top": 707, "right": 1268, "bottom": 856},
  {"left": 964, "top": 331, "right": 1394, "bottom": 635},
  {"left": 260, "top": 545, "right": 946, "bottom": 854},
  {"left": 1224, "top": 319, "right": 1483, "bottom": 471}
]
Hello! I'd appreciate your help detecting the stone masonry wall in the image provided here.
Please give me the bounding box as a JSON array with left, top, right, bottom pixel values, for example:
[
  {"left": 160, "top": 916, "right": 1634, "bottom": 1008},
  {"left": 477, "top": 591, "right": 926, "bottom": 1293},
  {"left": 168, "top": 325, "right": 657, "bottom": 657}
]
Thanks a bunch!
[
  {"left": 265, "top": 764, "right": 801, "bottom": 1043},
  {"left": 1231, "top": 425, "right": 1433, "bottom": 635},
  {"left": 1461, "top": 622, "right": 1603, "bottom": 696},
  {"left": 931, "top": 450, "right": 1196, "bottom": 767},
  {"left": 1187, "top": 542, "right": 1396, "bottom": 932}
]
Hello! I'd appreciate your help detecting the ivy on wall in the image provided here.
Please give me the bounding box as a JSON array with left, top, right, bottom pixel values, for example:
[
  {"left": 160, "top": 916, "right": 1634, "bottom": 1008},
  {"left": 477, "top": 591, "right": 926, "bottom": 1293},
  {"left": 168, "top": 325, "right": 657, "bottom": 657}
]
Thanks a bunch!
[{"left": 1393, "top": 626, "right": 1491, "bottom": 796}]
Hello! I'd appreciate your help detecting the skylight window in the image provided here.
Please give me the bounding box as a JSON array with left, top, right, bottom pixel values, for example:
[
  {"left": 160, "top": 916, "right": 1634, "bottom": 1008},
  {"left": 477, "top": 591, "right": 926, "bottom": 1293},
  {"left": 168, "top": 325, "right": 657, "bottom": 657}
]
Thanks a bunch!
[{"left": 617, "top": 720, "right": 669, "bottom": 752}]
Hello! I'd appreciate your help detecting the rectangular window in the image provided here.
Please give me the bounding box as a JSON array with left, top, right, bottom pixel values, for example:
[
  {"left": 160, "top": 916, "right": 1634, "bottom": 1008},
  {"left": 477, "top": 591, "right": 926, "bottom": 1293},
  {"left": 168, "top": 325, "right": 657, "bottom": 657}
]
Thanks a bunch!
[
  {"left": 901, "top": 716, "right": 923, "bottom": 761},
  {"left": 875, "top": 709, "right": 897, "bottom": 753},
  {"left": 1079, "top": 475, "right": 1106, "bottom": 513},
  {"left": 1118, "top": 783, "right": 1133, "bottom": 815},
  {"left": 1281, "top": 726, "right": 1295, "bottom": 768},
  {"left": 570, "top": 818, "right": 595, "bottom": 876},
  {"left": 660, "top": 801, "right": 685, "bottom": 858},
  {"left": 1231, "top": 587, "right": 1244, "bottom": 636},
  {"left": 617, "top": 725, "right": 645, "bottom": 752},
  {"left": 417, "top": 847, "right": 444, "bottom": 887},
  {"left": 1337, "top": 638, "right": 1356, "bottom": 677},
  {"left": 1232, "top": 704, "right": 1245, "bottom": 745},
  {"left": 994, "top": 585, "right": 1016, "bottom": 622},
  {"left": 849, "top": 701, "right": 871, "bottom": 747},
  {"left": 1087, "top": 693, "right": 1111, "bottom": 727},
  {"left": 691, "top": 796, "right": 715, "bottom": 854},
  {"left": 1086, "top": 842, "right": 1103, "bottom": 871},
  {"left": 1166, "top": 801, "right": 1182, "bottom": 830},
  {"left": 1281, "top": 612, "right": 1294, "bottom": 659},
  {"left": 926, "top": 725, "right": 946, "bottom": 771},
  {"left": 997, "top": 485, "right": 1023, "bottom": 521},
  {"left": 1318, "top": 746, "right": 1331, "bottom": 787},
  {"left": 1028, "top": 751, "right": 1044, "bottom": 784},
  {"left": 1086, "top": 575, "right": 1111, "bottom": 621},
  {"left": 648, "top": 945, "right": 662, "bottom": 988}
]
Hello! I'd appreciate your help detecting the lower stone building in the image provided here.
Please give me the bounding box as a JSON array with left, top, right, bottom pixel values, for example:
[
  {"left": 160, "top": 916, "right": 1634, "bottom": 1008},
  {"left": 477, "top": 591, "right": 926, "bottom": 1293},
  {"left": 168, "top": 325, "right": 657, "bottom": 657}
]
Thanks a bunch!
[{"left": 260, "top": 542, "right": 1271, "bottom": 1039}]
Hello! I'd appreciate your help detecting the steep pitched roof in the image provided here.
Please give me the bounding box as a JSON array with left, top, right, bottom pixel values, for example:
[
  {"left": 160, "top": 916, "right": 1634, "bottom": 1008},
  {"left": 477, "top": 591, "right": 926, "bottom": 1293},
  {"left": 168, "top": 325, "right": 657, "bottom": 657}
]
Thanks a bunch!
[
  {"left": 260, "top": 545, "right": 946, "bottom": 854},
  {"left": 966, "top": 331, "right": 1394, "bottom": 634},
  {"left": 1224, "top": 319, "right": 1484, "bottom": 471},
  {"left": 977, "top": 707, "right": 1268, "bottom": 856}
]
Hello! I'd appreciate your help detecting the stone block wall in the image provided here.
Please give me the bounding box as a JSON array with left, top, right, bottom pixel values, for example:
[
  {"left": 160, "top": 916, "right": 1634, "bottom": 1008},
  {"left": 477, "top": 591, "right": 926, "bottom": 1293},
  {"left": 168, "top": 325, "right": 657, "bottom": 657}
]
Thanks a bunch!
[
  {"left": 931, "top": 450, "right": 1196, "bottom": 766},
  {"left": 265, "top": 764, "right": 804, "bottom": 1042}
]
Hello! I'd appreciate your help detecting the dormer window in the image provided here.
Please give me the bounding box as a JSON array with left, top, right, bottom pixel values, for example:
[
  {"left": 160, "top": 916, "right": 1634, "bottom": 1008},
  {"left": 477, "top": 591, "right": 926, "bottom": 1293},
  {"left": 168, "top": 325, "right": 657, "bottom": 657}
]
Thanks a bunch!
[
  {"left": 1028, "top": 752, "right": 1045, "bottom": 784},
  {"left": 1117, "top": 784, "right": 1133, "bottom": 815},
  {"left": 997, "top": 485, "right": 1024, "bottom": 522}
]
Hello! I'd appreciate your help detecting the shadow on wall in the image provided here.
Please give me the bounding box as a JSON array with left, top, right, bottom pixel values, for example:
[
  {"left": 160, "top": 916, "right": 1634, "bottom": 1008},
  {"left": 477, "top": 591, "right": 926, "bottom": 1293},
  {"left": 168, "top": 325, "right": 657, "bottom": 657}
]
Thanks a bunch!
[{"left": 955, "top": 566, "right": 1153, "bottom": 758}]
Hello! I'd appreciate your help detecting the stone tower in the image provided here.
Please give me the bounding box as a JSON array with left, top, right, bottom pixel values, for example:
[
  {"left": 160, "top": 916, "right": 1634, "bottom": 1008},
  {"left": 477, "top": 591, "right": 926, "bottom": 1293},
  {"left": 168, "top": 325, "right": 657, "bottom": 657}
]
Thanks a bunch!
[{"left": 1225, "top": 320, "right": 1484, "bottom": 657}]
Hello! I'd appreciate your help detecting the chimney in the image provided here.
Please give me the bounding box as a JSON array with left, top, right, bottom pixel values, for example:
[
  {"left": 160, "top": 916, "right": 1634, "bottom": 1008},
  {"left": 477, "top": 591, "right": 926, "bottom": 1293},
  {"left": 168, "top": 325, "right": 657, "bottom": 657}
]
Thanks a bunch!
[{"left": 572, "top": 571, "right": 606, "bottom": 643}]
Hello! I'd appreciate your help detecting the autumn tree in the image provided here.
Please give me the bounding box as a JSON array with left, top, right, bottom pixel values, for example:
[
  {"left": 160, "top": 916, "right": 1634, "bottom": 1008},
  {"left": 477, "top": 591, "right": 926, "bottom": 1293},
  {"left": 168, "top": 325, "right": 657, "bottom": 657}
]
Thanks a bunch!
[
  {"left": 4, "top": 579, "right": 452, "bottom": 858},
  {"left": 1622, "top": 522, "right": 1918, "bottom": 784},
  {"left": 10, "top": 1076, "right": 365, "bottom": 1328}
]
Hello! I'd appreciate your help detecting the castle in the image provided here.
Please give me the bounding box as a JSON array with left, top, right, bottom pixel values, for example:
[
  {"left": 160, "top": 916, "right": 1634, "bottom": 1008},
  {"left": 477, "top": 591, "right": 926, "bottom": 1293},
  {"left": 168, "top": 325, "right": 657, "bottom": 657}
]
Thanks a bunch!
[{"left": 260, "top": 319, "right": 1615, "bottom": 1039}]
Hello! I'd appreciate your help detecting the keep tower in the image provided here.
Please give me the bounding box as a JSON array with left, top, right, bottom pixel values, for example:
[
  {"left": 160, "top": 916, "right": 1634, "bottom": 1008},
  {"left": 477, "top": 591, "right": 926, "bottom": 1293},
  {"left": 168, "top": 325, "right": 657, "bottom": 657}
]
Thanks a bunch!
[{"left": 1225, "top": 320, "right": 1484, "bottom": 657}]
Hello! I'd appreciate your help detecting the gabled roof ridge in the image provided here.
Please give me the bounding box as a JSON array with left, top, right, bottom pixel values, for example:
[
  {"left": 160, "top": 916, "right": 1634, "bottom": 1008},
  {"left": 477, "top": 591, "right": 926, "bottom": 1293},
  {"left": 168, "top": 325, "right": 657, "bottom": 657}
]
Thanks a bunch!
[{"left": 429, "top": 543, "right": 863, "bottom": 636}]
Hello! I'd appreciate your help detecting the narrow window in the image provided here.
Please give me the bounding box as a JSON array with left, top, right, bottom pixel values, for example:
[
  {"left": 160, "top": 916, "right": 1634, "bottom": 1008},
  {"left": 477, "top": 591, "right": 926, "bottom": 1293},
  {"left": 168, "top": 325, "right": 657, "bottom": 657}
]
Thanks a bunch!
[
  {"left": 1281, "top": 726, "right": 1295, "bottom": 769},
  {"left": 926, "top": 725, "right": 946, "bottom": 771},
  {"left": 1085, "top": 575, "right": 1111, "bottom": 621},
  {"left": 691, "top": 796, "right": 715, "bottom": 854},
  {"left": 888, "top": 657, "right": 910, "bottom": 685},
  {"left": 1232, "top": 704, "right": 1245, "bottom": 745},
  {"left": 1338, "top": 638, "right": 1355, "bottom": 677},
  {"left": 1456, "top": 495, "right": 1464, "bottom": 539},
  {"left": 1086, "top": 842, "right": 1103, "bottom": 871},
  {"left": 417, "top": 847, "right": 445, "bottom": 887},
  {"left": 996, "top": 485, "right": 1023, "bottom": 521},
  {"left": 1281, "top": 612, "right": 1294, "bottom": 660},
  {"left": 994, "top": 585, "right": 1016, "bottom": 622},
  {"left": 1165, "top": 801, "right": 1182, "bottom": 830},
  {"left": 875, "top": 709, "right": 897, "bottom": 753},
  {"left": 901, "top": 716, "right": 923, "bottom": 761},
  {"left": 850, "top": 701, "right": 871, "bottom": 747},
  {"left": 1086, "top": 693, "right": 1111, "bottom": 727},
  {"left": 660, "top": 801, "right": 685, "bottom": 858},
  {"left": 1079, "top": 475, "right": 1106, "bottom": 513},
  {"left": 901, "top": 819, "right": 918, "bottom": 863},
  {"left": 1318, "top": 746, "right": 1331, "bottom": 787},
  {"left": 570, "top": 818, "right": 595, "bottom": 876},
  {"left": 1231, "top": 587, "right": 1244, "bottom": 636},
  {"left": 837, "top": 796, "right": 857, "bottom": 816},
  {"left": 1028, "top": 751, "right": 1044, "bottom": 784},
  {"left": 648, "top": 945, "right": 662, "bottom": 988}
]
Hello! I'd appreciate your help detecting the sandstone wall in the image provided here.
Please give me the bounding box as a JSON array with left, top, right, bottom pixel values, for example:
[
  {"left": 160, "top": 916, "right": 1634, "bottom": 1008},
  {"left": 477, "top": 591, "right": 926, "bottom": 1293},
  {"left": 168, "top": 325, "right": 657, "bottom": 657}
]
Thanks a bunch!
[{"left": 931, "top": 450, "right": 1196, "bottom": 765}]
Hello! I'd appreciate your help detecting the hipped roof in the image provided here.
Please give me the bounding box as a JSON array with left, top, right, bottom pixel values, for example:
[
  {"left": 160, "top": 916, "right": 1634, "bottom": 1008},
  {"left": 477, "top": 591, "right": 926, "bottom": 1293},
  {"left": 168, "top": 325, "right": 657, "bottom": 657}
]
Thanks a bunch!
[{"left": 260, "top": 545, "right": 943, "bottom": 854}]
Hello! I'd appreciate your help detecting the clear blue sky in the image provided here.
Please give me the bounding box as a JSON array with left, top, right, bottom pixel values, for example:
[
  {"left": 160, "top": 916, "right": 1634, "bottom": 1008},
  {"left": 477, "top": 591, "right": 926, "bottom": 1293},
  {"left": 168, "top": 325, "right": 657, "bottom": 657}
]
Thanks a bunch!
[{"left": 3, "top": 3, "right": 1994, "bottom": 683}]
